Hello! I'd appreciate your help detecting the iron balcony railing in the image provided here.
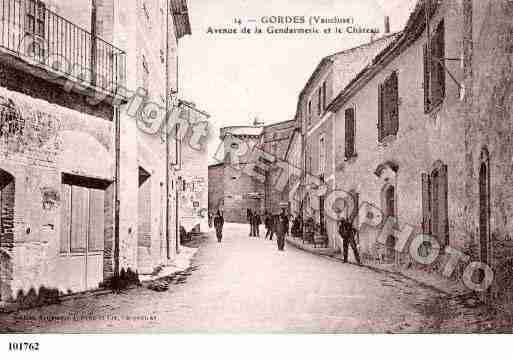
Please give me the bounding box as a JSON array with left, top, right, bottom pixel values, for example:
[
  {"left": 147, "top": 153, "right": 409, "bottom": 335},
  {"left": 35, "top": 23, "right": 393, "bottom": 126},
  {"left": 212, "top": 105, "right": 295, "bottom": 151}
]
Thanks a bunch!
[{"left": 0, "top": 0, "right": 126, "bottom": 96}]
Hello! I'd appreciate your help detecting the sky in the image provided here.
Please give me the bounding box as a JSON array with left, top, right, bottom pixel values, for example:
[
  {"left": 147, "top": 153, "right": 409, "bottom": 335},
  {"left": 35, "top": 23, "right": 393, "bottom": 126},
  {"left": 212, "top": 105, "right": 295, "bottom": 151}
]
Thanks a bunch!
[{"left": 178, "top": 0, "right": 418, "bottom": 163}]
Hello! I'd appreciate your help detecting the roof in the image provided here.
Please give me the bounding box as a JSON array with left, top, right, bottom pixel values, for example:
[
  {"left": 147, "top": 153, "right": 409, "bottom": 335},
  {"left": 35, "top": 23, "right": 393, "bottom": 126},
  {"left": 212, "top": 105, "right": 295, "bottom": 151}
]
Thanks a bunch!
[
  {"left": 295, "top": 32, "right": 399, "bottom": 120},
  {"left": 328, "top": 0, "right": 440, "bottom": 112},
  {"left": 170, "top": 0, "right": 192, "bottom": 39}
]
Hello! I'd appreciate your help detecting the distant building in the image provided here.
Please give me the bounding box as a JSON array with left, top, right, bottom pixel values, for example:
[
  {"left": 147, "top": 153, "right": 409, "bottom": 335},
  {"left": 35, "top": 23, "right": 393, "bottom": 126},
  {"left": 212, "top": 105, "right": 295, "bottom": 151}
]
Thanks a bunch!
[
  {"left": 208, "top": 126, "right": 264, "bottom": 223},
  {"left": 177, "top": 101, "right": 210, "bottom": 233}
]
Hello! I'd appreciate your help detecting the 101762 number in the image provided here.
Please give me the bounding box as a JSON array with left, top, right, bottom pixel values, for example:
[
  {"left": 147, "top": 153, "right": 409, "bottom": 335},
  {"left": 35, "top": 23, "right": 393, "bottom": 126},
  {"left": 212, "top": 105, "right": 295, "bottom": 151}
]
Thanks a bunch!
[{"left": 9, "top": 342, "right": 39, "bottom": 351}]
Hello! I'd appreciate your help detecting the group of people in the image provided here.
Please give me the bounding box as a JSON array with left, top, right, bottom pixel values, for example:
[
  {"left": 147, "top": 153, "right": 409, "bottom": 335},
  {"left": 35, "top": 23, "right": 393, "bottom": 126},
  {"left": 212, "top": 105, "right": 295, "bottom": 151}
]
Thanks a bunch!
[
  {"left": 209, "top": 207, "right": 361, "bottom": 264},
  {"left": 248, "top": 209, "right": 289, "bottom": 251}
]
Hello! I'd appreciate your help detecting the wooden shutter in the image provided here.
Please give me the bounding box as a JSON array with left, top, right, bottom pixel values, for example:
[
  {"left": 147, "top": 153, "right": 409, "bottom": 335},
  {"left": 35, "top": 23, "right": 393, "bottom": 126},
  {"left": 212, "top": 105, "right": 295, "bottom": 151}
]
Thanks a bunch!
[
  {"left": 60, "top": 183, "right": 72, "bottom": 253},
  {"left": 423, "top": 43, "right": 431, "bottom": 113},
  {"left": 389, "top": 72, "right": 399, "bottom": 136},
  {"left": 345, "top": 108, "right": 355, "bottom": 158},
  {"left": 88, "top": 188, "right": 105, "bottom": 252},
  {"left": 70, "top": 185, "right": 89, "bottom": 253},
  {"left": 431, "top": 21, "right": 445, "bottom": 106},
  {"left": 439, "top": 164, "right": 449, "bottom": 247},
  {"left": 378, "top": 83, "right": 383, "bottom": 142},
  {"left": 421, "top": 173, "right": 431, "bottom": 234}
]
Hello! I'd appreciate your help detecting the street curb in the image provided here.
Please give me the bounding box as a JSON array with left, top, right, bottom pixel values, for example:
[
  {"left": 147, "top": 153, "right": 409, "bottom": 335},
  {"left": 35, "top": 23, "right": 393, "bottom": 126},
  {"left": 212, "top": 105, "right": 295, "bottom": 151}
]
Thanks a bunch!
[{"left": 286, "top": 236, "right": 469, "bottom": 298}]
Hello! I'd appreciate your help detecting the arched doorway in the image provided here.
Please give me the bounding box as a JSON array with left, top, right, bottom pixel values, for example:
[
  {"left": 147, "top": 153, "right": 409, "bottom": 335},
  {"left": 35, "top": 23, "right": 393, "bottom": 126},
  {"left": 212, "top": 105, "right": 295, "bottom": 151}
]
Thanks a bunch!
[
  {"left": 479, "top": 148, "right": 490, "bottom": 265},
  {"left": 0, "top": 168, "right": 15, "bottom": 301}
]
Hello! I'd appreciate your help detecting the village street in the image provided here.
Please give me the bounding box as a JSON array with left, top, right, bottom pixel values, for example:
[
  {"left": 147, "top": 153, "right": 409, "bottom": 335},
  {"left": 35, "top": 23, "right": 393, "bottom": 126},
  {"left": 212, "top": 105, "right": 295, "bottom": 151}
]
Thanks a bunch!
[{"left": 0, "top": 224, "right": 506, "bottom": 334}]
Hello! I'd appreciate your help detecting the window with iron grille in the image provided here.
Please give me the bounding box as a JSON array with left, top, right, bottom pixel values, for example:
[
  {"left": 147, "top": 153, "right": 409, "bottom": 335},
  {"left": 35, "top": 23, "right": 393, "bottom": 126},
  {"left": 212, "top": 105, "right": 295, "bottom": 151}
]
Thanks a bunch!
[
  {"left": 378, "top": 71, "right": 399, "bottom": 142},
  {"left": 424, "top": 20, "right": 445, "bottom": 112},
  {"left": 344, "top": 107, "right": 356, "bottom": 159}
]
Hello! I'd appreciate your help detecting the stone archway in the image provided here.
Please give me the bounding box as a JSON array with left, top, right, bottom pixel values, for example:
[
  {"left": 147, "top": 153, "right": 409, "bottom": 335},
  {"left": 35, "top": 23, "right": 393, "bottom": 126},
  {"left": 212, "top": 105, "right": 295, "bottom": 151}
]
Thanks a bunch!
[{"left": 0, "top": 168, "right": 15, "bottom": 302}]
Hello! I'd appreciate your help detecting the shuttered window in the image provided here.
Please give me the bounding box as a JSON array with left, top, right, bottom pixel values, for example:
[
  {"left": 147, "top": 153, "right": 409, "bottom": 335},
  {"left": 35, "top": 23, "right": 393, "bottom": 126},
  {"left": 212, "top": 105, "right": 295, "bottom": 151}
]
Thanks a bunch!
[
  {"left": 60, "top": 176, "right": 107, "bottom": 254},
  {"left": 345, "top": 107, "right": 355, "bottom": 159},
  {"left": 322, "top": 81, "right": 327, "bottom": 110},
  {"left": 378, "top": 71, "right": 399, "bottom": 141},
  {"left": 424, "top": 20, "right": 445, "bottom": 112},
  {"left": 319, "top": 135, "right": 326, "bottom": 174},
  {"left": 421, "top": 163, "right": 449, "bottom": 246},
  {"left": 318, "top": 87, "right": 322, "bottom": 115}
]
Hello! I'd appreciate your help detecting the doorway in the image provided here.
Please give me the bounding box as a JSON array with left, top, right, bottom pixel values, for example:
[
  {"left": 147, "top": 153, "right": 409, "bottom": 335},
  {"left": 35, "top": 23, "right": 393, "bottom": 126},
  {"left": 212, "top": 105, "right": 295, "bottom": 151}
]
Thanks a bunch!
[{"left": 60, "top": 174, "right": 109, "bottom": 292}]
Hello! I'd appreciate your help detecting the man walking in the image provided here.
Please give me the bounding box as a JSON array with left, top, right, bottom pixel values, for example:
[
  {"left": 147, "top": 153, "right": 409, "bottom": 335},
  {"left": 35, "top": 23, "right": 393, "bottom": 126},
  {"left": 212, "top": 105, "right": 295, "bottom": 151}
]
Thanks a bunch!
[
  {"left": 247, "top": 209, "right": 253, "bottom": 237},
  {"left": 214, "top": 210, "right": 224, "bottom": 243},
  {"left": 265, "top": 212, "right": 275, "bottom": 240},
  {"left": 338, "top": 214, "right": 361, "bottom": 265},
  {"left": 254, "top": 212, "right": 261, "bottom": 238}
]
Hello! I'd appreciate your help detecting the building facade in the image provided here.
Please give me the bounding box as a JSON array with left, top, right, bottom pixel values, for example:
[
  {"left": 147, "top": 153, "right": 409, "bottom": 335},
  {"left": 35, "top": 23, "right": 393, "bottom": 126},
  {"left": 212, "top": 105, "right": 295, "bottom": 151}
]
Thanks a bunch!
[
  {"left": 209, "top": 126, "right": 264, "bottom": 224},
  {"left": 297, "top": 29, "right": 398, "bottom": 248},
  {"left": 0, "top": 0, "right": 192, "bottom": 303},
  {"left": 260, "top": 119, "right": 296, "bottom": 215},
  {"left": 177, "top": 101, "right": 209, "bottom": 233},
  {"left": 321, "top": 0, "right": 513, "bottom": 307}
]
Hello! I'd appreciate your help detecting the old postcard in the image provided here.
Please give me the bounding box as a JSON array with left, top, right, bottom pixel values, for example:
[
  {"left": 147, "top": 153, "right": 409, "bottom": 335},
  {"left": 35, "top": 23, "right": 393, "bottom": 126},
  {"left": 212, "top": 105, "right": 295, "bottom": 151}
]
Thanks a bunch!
[{"left": 0, "top": 0, "right": 512, "bottom": 353}]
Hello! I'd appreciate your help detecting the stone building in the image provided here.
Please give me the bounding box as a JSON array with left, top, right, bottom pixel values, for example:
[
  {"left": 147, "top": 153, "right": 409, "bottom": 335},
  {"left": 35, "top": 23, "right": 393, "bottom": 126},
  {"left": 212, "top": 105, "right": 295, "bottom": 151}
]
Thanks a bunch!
[
  {"left": 318, "top": 0, "right": 513, "bottom": 306},
  {"left": 208, "top": 126, "right": 264, "bottom": 224},
  {"left": 259, "top": 119, "right": 296, "bottom": 215},
  {"left": 0, "top": 0, "right": 192, "bottom": 303},
  {"left": 177, "top": 101, "right": 209, "bottom": 233},
  {"left": 296, "top": 28, "right": 398, "bottom": 248}
]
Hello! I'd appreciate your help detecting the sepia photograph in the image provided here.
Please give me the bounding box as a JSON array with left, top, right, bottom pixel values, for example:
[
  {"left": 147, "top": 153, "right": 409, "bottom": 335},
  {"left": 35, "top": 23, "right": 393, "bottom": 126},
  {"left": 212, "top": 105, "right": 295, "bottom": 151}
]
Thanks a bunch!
[{"left": 0, "top": 0, "right": 512, "bottom": 354}]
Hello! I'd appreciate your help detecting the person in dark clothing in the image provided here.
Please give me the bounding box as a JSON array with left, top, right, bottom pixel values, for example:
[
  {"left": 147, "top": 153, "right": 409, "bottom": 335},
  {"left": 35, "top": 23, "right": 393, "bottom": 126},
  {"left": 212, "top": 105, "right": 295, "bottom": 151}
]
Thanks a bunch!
[
  {"left": 338, "top": 215, "right": 361, "bottom": 265},
  {"left": 276, "top": 212, "right": 288, "bottom": 251},
  {"left": 247, "top": 209, "right": 253, "bottom": 237},
  {"left": 253, "top": 212, "right": 261, "bottom": 237},
  {"left": 214, "top": 210, "right": 224, "bottom": 243},
  {"left": 266, "top": 213, "right": 276, "bottom": 240}
]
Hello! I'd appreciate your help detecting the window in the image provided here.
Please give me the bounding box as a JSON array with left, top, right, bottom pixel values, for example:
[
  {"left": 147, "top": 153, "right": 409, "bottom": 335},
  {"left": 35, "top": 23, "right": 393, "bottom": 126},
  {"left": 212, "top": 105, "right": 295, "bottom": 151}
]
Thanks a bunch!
[
  {"left": 422, "top": 162, "right": 448, "bottom": 247},
  {"left": 60, "top": 175, "right": 107, "bottom": 254},
  {"left": 319, "top": 134, "right": 326, "bottom": 174},
  {"left": 378, "top": 71, "right": 399, "bottom": 142},
  {"left": 344, "top": 107, "right": 356, "bottom": 159},
  {"left": 322, "top": 81, "right": 327, "bottom": 110},
  {"left": 26, "top": 0, "right": 46, "bottom": 37},
  {"left": 307, "top": 100, "right": 312, "bottom": 126},
  {"left": 424, "top": 20, "right": 445, "bottom": 112},
  {"left": 317, "top": 87, "right": 322, "bottom": 115}
]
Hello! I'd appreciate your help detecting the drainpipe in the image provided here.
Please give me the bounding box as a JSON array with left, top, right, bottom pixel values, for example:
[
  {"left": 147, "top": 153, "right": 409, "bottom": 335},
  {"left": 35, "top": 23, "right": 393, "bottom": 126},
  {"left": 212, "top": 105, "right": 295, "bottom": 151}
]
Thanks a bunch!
[
  {"left": 165, "top": 0, "right": 171, "bottom": 260},
  {"left": 114, "top": 106, "right": 120, "bottom": 276}
]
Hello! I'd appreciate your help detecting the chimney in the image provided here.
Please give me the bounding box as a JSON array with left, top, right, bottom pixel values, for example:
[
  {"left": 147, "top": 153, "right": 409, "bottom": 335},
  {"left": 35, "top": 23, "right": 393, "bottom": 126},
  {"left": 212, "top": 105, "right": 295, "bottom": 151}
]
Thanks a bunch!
[{"left": 384, "top": 16, "right": 391, "bottom": 34}]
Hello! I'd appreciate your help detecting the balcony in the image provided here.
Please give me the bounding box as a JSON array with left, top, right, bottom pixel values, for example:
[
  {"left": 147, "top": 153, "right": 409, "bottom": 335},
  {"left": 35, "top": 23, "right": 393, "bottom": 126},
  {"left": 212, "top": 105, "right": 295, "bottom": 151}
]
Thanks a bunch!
[{"left": 0, "top": 0, "right": 126, "bottom": 99}]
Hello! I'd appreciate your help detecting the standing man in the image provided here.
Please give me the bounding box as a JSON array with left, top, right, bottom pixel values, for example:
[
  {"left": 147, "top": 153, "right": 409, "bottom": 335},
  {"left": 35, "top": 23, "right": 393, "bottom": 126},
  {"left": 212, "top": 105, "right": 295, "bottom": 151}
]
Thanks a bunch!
[
  {"left": 338, "top": 214, "right": 361, "bottom": 265},
  {"left": 214, "top": 210, "right": 224, "bottom": 243},
  {"left": 266, "top": 213, "right": 275, "bottom": 241},
  {"left": 248, "top": 209, "right": 254, "bottom": 237},
  {"left": 276, "top": 210, "right": 288, "bottom": 251},
  {"left": 254, "top": 211, "right": 261, "bottom": 238}
]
